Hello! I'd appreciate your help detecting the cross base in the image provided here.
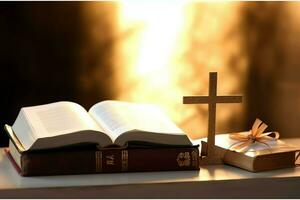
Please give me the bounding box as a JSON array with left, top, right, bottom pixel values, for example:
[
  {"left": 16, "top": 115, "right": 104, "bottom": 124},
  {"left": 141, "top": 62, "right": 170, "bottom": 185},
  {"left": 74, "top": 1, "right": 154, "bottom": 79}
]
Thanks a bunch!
[
  {"left": 199, "top": 142, "right": 225, "bottom": 165},
  {"left": 198, "top": 156, "right": 223, "bottom": 166}
]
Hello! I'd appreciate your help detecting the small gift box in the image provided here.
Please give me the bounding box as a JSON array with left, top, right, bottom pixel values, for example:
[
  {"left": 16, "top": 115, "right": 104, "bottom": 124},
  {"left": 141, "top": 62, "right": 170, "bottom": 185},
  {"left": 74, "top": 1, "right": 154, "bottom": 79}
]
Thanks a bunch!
[{"left": 200, "top": 119, "right": 300, "bottom": 172}]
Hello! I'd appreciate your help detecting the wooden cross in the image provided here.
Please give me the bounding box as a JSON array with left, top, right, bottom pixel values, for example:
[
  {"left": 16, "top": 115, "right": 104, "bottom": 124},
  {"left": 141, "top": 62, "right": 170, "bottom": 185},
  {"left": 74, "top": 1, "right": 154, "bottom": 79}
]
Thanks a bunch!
[{"left": 183, "top": 72, "right": 242, "bottom": 165}]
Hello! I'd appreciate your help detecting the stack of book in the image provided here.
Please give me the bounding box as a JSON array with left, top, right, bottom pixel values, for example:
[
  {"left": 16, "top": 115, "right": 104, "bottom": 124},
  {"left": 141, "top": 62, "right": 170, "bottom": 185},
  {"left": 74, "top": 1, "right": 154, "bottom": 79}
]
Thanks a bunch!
[{"left": 5, "top": 101, "right": 199, "bottom": 176}]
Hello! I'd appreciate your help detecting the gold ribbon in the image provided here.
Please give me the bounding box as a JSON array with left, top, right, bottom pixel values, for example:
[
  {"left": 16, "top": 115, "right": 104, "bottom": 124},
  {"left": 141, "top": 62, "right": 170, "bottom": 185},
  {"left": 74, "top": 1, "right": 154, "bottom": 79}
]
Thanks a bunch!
[{"left": 229, "top": 118, "right": 280, "bottom": 152}]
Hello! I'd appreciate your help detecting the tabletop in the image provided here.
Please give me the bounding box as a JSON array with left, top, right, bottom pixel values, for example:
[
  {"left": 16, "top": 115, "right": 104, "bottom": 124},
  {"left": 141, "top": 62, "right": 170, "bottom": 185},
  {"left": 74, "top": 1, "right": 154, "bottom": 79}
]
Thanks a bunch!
[{"left": 0, "top": 138, "right": 299, "bottom": 198}]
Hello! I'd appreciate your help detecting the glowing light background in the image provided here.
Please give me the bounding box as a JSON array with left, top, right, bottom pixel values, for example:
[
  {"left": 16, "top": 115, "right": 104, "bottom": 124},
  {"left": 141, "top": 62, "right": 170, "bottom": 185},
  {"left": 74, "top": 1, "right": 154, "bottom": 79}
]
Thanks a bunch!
[{"left": 115, "top": 2, "right": 246, "bottom": 139}]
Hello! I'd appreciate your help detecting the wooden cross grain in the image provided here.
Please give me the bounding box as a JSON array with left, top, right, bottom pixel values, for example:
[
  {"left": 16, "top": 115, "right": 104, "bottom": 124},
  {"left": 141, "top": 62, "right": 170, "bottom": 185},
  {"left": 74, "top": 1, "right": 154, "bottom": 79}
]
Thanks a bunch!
[{"left": 183, "top": 72, "right": 242, "bottom": 165}]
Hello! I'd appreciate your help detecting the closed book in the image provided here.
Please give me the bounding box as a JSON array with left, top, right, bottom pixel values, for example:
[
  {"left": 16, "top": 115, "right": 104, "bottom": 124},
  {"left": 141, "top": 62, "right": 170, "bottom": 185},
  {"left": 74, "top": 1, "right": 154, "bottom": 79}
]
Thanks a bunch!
[
  {"left": 6, "top": 140, "right": 199, "bottom": 176},
  {"left": 201, "top": 134, "right": 299, "bottom": 172}
]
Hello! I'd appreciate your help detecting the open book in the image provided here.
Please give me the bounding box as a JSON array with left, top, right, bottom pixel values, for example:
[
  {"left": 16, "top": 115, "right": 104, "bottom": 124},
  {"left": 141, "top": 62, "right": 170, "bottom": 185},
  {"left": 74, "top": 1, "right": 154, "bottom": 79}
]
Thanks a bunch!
[{"left": 5, "top": 101, "right": 192, "bottom": 152}]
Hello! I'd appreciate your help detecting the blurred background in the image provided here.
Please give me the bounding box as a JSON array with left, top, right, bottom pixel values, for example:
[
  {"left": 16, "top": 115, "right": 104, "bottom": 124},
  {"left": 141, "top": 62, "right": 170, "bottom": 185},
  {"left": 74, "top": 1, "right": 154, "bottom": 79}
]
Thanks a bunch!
[{"left": 1, "top": 1, "right": 300, "bottom": 146}]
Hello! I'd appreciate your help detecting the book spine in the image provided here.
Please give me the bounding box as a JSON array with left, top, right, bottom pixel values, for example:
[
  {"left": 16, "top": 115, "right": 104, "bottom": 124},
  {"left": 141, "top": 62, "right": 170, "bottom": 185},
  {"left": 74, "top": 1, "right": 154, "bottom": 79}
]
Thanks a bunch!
[{"left": 20, "top": 147, "right": 199, "bottom": 176}]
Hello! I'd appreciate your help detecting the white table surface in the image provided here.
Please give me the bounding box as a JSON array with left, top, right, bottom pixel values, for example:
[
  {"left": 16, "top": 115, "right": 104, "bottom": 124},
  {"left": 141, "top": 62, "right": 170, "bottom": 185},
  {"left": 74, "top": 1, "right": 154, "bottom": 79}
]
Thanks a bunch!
[{"left": 0, "top": 138, "right": 299, "bottom": 198}]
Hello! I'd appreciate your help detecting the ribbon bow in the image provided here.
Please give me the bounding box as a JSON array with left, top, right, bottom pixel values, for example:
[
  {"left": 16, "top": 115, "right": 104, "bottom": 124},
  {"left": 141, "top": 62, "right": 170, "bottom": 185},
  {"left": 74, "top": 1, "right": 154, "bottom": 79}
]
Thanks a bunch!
[{"left": 229, "top": 118, "right": 280, "bottom": 152}]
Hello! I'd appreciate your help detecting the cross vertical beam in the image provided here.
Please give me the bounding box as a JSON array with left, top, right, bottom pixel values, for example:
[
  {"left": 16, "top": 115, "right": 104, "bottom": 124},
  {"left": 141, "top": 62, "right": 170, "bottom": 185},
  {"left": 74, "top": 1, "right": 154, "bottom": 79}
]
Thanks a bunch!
[
  {"left": 183, "top": 72, "right": 242, "bottom": 163},
  {"left": 208, "top": 72, "right": 217, "bottom": 157}
]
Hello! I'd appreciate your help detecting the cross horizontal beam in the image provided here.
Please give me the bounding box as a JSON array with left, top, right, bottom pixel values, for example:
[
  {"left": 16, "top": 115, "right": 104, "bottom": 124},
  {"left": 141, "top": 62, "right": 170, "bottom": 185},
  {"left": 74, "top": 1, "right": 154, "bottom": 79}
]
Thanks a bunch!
[{"left": 183, "top": 96, "right": 242, "bottom": 104}]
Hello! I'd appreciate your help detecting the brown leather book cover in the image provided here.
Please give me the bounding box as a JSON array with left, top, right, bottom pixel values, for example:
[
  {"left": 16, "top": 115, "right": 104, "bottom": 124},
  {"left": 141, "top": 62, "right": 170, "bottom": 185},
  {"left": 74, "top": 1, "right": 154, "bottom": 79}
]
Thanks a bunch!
[{"left": 7, "top": 144, "right": 199, "bottom": 176}]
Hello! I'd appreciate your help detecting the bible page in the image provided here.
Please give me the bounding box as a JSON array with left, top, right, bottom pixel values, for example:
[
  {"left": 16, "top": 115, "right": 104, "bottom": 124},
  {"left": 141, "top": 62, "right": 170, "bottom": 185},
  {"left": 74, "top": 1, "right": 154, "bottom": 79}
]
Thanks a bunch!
[
  {"left": 89, "top": 101, "right": 133, "bottom": 142},
  {"left": 88, "top": 101, "right": 185, "bottom": 143},
  {"left": 15, "top": 101, "right": 104, "bottom": 142}
]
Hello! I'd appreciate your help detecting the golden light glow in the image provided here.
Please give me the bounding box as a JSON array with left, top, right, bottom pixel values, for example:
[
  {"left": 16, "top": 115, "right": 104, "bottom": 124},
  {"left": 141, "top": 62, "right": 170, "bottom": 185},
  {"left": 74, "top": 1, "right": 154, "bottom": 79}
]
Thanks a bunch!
[
  {"left": 115, "top": 2, "right": 247, "bottom": 139},
  {"left": 116, "top": 1, "right": 187, "bottom": 122}
]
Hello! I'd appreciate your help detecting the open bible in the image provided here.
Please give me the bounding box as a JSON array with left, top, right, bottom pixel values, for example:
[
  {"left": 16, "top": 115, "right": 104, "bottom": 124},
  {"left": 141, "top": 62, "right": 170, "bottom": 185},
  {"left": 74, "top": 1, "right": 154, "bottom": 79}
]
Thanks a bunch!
[{"left": 5, "top": 101, "right": 192, "bottom": 152}]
